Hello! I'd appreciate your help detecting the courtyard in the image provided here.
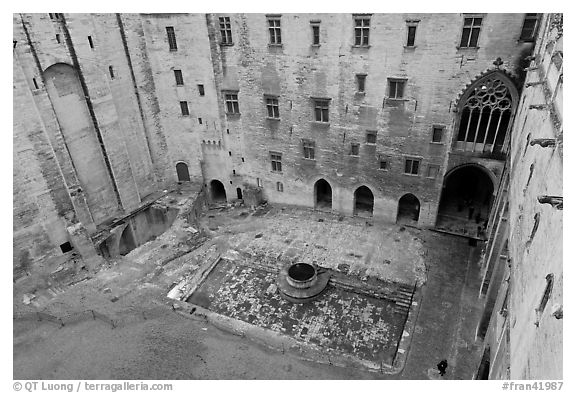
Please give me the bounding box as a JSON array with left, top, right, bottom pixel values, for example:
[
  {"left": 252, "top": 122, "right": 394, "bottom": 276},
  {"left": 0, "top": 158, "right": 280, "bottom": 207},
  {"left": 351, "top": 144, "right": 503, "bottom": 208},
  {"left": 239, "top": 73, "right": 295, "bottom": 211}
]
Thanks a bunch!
[{"left": 14, "top": 199, "right": 485, "bottom": 379}]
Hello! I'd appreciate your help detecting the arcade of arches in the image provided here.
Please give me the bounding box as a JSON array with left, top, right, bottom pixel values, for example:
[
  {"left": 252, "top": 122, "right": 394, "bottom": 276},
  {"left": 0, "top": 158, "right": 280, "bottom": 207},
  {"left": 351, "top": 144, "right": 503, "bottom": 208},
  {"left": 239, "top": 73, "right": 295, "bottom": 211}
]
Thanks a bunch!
[{"left": 436, "top": 165, "right": 495, "bottom": 238}]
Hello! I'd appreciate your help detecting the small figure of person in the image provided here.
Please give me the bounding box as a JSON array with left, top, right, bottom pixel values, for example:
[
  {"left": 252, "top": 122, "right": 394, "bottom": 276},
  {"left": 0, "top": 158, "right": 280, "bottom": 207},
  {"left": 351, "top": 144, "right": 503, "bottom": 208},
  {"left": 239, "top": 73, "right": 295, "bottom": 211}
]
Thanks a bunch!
[{"left": 437, "top": 359, "right": 448, "bottom": 376}]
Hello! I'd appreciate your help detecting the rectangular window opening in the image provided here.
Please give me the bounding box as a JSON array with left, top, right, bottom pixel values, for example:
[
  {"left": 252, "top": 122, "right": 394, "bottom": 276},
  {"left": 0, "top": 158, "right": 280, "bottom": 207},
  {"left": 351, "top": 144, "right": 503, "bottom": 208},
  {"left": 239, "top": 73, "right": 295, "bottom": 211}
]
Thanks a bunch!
[
  {"left": 432, "top": 126, "right": 444, "bottom": 143},
  {"left": 174, "top": 70, "right": 184, "bottom": 86},
  {"left": 180, "top": 101, "right": 189, "bottom": 116},
  {"left": 257, "top": 178, "right": 262, "bottom": 187},
  {"left": 267, "top": 16, "right": 282, "bottom": 45},
  {"left": 388, "top": 79, "right": 406, "bottom": 99},
  {"left": 406, "top": 25, "right": 417, "bottom": 47},
  {"left": 350, "top": 143, "right": 360, "bottom": 156},
  {"left": 303, "top": 139, "right": 315, "bottom": 160},
  {"left": 427, "top": 165, "right": 440, "bottom": 178},
  {"left": 356, "top": 74, "right": 367, "bottom": 93},
  {"left": 224, "top": 92, "right": 240, "bottom": 114},
  {"left": 379, "top": 160, "right": 388, "bottom": 170},
  {"left": 520, "top": 13, "right": 539, "bottom": 41},
  {"left": 313, "top": 98, "right": 330, "bottom": 122},
  {"left": 198, "top": 118, "right": 203, "bottom": 125},
  {"left": 60, "top": 241, "right": 73, "bottom": 253},
  {"left": 460, "top": 16, "right": 483, "bottom": 48},
  {"left": 404, "top": 158, "right": 420, "bottom": 175},
  {"left": 311, "top": 22, "right": 321, "bottom": 45},
  {"left": 353, "top": 15, "right": 371, "bottom": 46},
  {"left": 219, "top": 16, "right": 233, "bottom": 45},
  {"left": 108, "top": 66, "right": 115, "bottom": 79},
  {"left": 270, "top": 152, "right": 282, "bottom": 172},
  {"left": 166, "top": 26, "right": 178, "bottom": 51},
  {"left": 32, "top": 78, "right": 39, "bottom": 90},
  {"left": 88, "top": 36, "right": 94, "bottom": 49},
  {"left": 56, "top": 34, "right": 61, "bottom": 43},
  {"left": 277, "top": 182, "right": 284, "bottom": 192},
  {"left": 266, "top": 97, "right": 280, "bottom": 118},
  {"left": 366, "top": 131, "right": 377, "bottom": 144},
  {"left": 198, "top": 84, "right": 205, "bottom": 96}
]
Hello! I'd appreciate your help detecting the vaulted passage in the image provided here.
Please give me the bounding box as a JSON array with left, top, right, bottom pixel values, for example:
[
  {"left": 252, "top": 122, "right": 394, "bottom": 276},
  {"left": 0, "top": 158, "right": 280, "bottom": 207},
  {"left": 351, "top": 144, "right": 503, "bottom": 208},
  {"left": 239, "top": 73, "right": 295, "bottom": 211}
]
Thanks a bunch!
[
  {"left": 210, "top": 180, "right": 227, "bottom": 203},
  {"left": 397, "top": 194, "right": 420, "bottom": 225},
  {"left": 176, "top": 162, "right": 190, "bottom": 181},
  {"left": 353, "top": 186, "right": 374, "bottom": 217},
  {"left": 314, "top": 179, "right": 332, "bottom": 210},
  {"left": 436, "top": 165, "right": 494, "bottom": 237}
]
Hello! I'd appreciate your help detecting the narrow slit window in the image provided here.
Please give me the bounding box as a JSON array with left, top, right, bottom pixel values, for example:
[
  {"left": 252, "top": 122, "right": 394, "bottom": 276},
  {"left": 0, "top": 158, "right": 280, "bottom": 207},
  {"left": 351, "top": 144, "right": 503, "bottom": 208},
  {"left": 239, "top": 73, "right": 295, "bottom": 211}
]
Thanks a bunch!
[
  {"left": 198, "top": 84, "right": 205, "bottom": 96},
  {"left": 180, "top": 101, "right": 189, "bottom": 116},
  {"left": 108, "top": 66, "right": 115, "bottom": 79},
  {"left": 406, "top": 25, "right": 417, "bottom": 47},
  {"left": 88, "top": 36, "right": 94, "bottom": 49},
  {"left": 356, "top": 74, "right": 366, "bottom": 93},
  {"left": 32, "top": 78, "right": 39, "bottom": 90},
  {"left": 277, "top": 182, "right": 284, "bottom": 192},
  {"left": 166, "top": 26, "right": 178, "bottom": 51},
  {"left": 311, "top": 21, "right": 321, "bottom": 45},
  {"left": 55, "top": 34, "right": 61, "bottom": 43},
  {"left": 198, "top": 118, "right": 203, "bottom": 124},
  {"left": 174, "top": 70, "right": 184, "bottom": 86}
]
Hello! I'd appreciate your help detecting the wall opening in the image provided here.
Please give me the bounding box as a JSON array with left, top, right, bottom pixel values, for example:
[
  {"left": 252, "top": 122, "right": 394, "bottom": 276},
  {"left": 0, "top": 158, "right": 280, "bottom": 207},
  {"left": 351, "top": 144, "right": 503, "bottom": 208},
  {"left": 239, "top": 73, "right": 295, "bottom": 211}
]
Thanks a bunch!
[
  {"left": 354, "top": 186, "right": 374, "bottom": 217},
  {"left": 475, "top": 347, "right": 491, "bottom": 379},
  {"left": 59, "top": 242, "right": 73, "bottom": 253},
  {"left": 210, "top": 180, "right": 227, "bottom": 203},
  {"left": 118, "top": 225, "right": 136, "bottom": 256},
  {"left": 176, "top": 162, "right": 190, "bottom": 182},
  {"left": 397, "top": 193, "right": 420, "bottom": 225},
  {"left": 236, "top": 187, "right": 243, "bottom": 200},
  {"left": 436, "top": 164, "right": 494, "bottom": 237},
  {"left": 314, "top": 179, "right": 332, "bottom": 210}
]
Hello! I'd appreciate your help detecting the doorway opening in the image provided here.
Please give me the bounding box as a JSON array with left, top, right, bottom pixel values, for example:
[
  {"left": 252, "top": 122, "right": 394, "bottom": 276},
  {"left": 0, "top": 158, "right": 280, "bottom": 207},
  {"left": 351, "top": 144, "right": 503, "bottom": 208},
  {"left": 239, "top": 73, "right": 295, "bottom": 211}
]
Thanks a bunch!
[
  {"left": 314, "top": 179, "right": 332, "bottom": 210},
  {"left": 354, "top": 186, "right": 374, "bottom": 217},
  {"left": 210, "top": 180, "right": 227, "bottom": 203},
  {"left": 397, "top": 193, "right": 420, "bottom": 225}
]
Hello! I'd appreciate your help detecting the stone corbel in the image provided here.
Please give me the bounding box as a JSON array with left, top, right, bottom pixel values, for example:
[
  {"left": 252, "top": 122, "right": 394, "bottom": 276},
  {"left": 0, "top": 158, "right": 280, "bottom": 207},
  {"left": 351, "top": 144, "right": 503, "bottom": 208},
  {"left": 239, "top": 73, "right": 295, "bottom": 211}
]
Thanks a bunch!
[
  {"left": 530, "top": 138, "right": 556, "bottom": 148},
  {"left": 537, "top": 195, "right": 563, "bottom": 210}
]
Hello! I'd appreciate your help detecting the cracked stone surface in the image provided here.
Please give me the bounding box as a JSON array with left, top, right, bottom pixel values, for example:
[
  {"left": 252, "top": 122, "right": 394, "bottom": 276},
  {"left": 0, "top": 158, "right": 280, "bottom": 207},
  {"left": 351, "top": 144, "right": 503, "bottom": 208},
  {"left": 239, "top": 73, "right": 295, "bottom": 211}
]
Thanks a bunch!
[{"left": 188, "top": 259, "right": 404, "bottom": 365}]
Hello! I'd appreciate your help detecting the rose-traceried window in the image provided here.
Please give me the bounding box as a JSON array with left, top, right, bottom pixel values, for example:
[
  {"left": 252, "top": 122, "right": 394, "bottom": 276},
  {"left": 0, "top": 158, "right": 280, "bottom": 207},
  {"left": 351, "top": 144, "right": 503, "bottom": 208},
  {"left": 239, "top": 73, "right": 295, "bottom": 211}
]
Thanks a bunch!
[{"left": 455, "top": 74, "right": 517, "bottom": 156}]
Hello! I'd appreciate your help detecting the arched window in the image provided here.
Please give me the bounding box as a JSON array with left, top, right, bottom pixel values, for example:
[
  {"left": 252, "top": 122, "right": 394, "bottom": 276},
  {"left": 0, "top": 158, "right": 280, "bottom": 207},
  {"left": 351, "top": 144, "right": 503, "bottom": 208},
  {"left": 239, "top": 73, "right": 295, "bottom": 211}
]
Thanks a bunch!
[{"left": 455, "top": 72, "right": 518, "bottom": 155}]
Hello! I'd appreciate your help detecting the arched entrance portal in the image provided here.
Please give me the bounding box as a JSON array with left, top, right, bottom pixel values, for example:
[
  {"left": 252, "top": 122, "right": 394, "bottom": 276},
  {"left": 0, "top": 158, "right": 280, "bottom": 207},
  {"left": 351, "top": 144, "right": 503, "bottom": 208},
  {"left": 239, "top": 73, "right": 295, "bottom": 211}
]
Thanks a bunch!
[
  {"left": 397, "top": 194, "right": 420, "bottom": 225},
  {"left": 314, "top": 179, "right": 332, "bottom": 210},
  {"left": 354, "top": 186, "right": 374, "bottom": 217},
  {"left": 436, "top": 165, "right": 495, "bottom": 237},
  {"left": 210, "top": 180, "right": 227, "bottom": 203},
  {"left": 176, "top": 162, "right": 190, "bottom": 181}
]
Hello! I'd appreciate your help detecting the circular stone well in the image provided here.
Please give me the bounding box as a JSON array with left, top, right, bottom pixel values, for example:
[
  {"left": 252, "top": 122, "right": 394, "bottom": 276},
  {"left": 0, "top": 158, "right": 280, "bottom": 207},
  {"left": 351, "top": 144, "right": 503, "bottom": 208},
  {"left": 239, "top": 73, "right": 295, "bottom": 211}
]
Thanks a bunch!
[{"left": 277, "top": 262, "right": 330, "bottom": 303}]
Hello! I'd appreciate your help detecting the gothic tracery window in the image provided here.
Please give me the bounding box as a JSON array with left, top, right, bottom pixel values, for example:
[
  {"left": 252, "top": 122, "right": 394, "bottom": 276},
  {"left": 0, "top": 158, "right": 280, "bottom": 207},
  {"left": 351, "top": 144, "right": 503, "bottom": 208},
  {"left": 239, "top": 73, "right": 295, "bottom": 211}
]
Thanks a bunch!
[{"left": 456, "top": 74, "right": 516, "bottom": 156}]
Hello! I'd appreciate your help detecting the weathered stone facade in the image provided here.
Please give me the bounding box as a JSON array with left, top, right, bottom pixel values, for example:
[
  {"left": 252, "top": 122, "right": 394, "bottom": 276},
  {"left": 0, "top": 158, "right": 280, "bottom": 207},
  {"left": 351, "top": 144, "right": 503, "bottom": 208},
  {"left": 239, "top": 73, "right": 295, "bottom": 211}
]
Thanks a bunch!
[{"left": 13, "top": 13, "right": 562, "bottom": 379}]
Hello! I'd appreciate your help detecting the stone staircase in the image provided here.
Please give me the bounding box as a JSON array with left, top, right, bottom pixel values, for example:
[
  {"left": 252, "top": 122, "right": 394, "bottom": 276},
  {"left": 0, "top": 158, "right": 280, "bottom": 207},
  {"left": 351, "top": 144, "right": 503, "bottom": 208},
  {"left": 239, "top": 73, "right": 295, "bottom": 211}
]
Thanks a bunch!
[{"left": 392, "top": 283, "right": 416, "bottom": 315}]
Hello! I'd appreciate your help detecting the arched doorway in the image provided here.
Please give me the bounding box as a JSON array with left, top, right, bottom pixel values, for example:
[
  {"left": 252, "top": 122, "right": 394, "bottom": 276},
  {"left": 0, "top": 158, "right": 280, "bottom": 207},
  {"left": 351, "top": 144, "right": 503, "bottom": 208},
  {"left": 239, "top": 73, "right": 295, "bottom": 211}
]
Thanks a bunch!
[
  {"left": 118, "top": 225, "right": 136, "bottom": 256},
  {"left": 354, "top": 186, "right": 374, "bottom": 217},
  {"left": 176, "top": 162, "right": 190, "bottom": 181},
  {"left": 314, "top": 179, "right": 332, "bottom": 210},
  {"left": 397, "top": 194, "right": 420, "bottom": 225},
  {"left": 236, "top": 187, "right": 243, "bottom": 200},
  {"left": 436, "top": 164, "right": 495, "bottom": 237},
  {"left": 210, "top": 180, "right": 227, "bottom": 203}
]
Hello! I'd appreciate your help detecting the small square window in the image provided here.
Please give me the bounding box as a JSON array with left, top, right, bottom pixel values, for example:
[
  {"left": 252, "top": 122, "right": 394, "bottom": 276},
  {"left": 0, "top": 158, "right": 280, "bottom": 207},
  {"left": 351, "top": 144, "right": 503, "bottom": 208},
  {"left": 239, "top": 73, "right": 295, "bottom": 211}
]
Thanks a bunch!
[
  {"left": 427, "top": 165, "right": 440, "bottom": 178},
  {"left": 379, "top": 160, "right": 388, "bottom": 170},
  {"left": 388, "top": 79, "right": 406, "bottom": 99},
  {"left": 404, "top": 158, "right": 420, "bottom": 175},
  {"left": 366, "top": 131, "right": 377, "bottom": 144},
  {"left": 219, "top": 16, "right": 233, "bottom": 45},
  {"left": 266, "top": 97, "right": 280, "bottom": 118},
  {"left": 270, "top": 152, "right": 282, "bottom": 172},
  {"left": 356, "top": 74, "right": 366, "bottom": 93},
  {"left": 180, "top": 101, "right": 189, "bottom": 116},
  {"left": 224, "top": 92, "right": 240, "bottom": 114},
  {"left": 432, "top": 126, "right": 444, "bottom": 143},
  {"left": 198, "top": 84, "right": 205, "bottom": 96},
  {"left": 313, "top": 98, "right": 330, "bottom": 122},
  {"left": 174, "top": 70, "right": 184, "bottom": 86},
  {"left": 60, "top": 242, "right": 73, "bottom": 253},
  {"left": 350, "top": 143, "right": 360, "bottom": 156},
  {"left": 303, "top": 139, "right": 315, "bottom": 159}
]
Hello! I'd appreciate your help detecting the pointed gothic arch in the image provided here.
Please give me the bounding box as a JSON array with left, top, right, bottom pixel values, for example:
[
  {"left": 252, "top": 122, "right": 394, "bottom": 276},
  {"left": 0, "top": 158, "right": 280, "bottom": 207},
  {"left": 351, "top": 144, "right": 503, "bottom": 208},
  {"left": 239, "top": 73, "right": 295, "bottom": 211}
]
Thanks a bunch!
[{"left": 454, "top": 71, "right": 519, "bottom": 156}]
